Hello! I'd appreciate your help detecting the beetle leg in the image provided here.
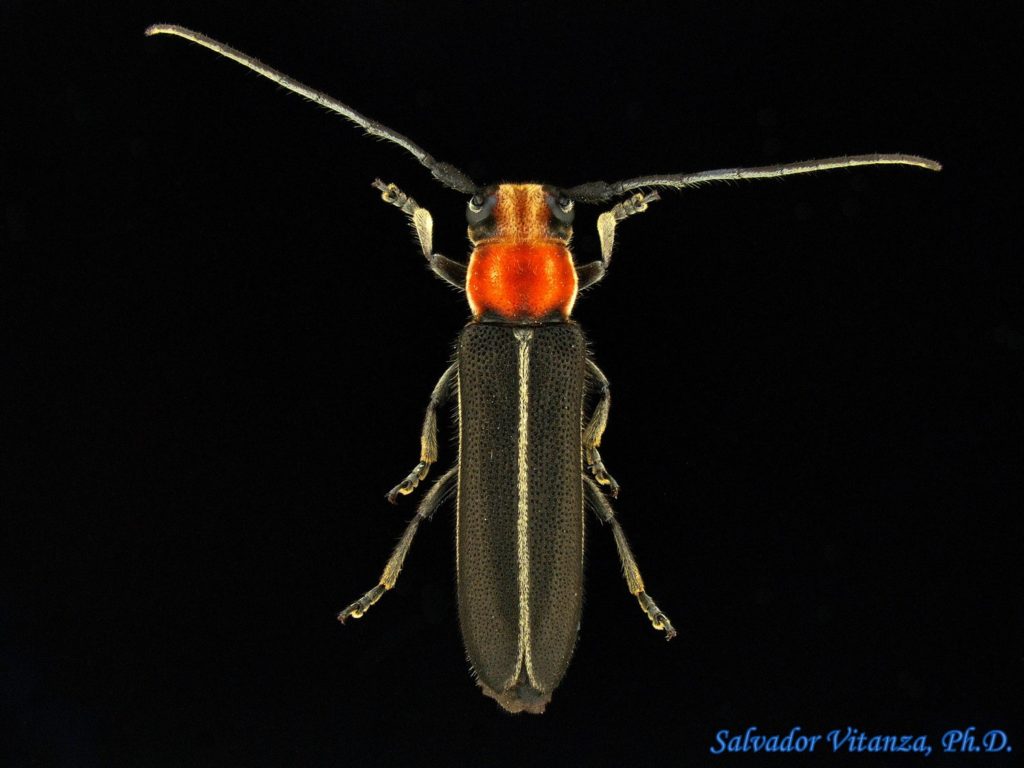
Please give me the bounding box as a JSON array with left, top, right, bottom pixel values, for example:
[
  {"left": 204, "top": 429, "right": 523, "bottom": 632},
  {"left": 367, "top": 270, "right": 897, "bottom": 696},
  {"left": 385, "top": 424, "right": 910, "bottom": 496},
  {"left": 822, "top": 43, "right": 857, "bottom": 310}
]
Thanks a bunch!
[
  {"left": 387, "top": 363, "right": 456, "bottom": 503},
  {"left": 339, "top": 467, "right": 457, "bottom": 623},
  {"left": 584, "top": 359, "right": 620, "bottom": 497},
  {"left": 577, "top": 191, "right": 661, "bottom": 290},
  {"left": 373, "top": 179, "right": 467, "bottom": 289},
  {"left": 584, "top": 477, "right": 677, "bottom": 640}
]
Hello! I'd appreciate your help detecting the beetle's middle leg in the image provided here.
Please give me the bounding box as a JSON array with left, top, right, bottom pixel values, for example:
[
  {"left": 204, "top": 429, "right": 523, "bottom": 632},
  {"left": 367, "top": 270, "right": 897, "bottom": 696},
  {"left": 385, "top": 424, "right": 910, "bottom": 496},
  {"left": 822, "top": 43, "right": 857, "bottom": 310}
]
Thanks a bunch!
[
  {"left": 373, "top": 179, "right": 467, "bottom": 289},
  {"left": 584, "top": 477, "right": 677, "bottom": 640},
  {"left": 339, "top": 466, "right": 457, "bottom": 623},
  {"left": 584, "top": 358, "right": 619, "bottom": 497},
  {"left": 387, "top": 362, "right": 456, "bottom": 503},
  {"left": 577, "top": 191, "right": 661, "bottom": 289}
]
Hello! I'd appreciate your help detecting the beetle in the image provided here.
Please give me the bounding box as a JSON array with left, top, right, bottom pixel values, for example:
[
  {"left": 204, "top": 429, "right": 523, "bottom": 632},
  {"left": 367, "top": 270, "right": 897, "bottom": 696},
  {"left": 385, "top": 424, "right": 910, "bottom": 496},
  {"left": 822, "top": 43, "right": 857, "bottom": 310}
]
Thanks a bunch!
[{"left": 146, "top": 24, "right": 941, "bottom": 714}]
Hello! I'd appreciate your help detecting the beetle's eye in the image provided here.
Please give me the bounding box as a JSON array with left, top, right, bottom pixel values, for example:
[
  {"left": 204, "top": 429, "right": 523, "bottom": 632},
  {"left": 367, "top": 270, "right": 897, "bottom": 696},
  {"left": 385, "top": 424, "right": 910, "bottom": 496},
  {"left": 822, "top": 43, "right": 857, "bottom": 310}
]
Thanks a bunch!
[
  {"left": 466, "top": 193, "right": 496, "bottom": 225},
  {"left": 548, "top": 193, "right": 575, "bottom": 225}
]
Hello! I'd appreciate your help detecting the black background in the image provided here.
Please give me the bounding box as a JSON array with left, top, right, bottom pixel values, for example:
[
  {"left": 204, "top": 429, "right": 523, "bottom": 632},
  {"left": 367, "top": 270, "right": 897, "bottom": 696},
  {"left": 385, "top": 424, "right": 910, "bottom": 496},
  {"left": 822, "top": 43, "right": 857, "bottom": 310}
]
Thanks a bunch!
[{"left": 5, "top": 1, "right": 1021, "bottom": 766}]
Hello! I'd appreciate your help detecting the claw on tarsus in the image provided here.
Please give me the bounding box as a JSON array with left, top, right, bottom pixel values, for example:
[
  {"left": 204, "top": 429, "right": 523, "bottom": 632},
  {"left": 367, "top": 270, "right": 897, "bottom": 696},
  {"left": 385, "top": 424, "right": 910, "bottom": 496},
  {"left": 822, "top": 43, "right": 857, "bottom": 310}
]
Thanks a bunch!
[
  {"left": 638, "top": 591, "right": 677, "bottom": 640},
  {"left": 386, "top": 460, "right": 430, "bottom": 504},
  {"left": 338, "top": 584, "right": 385, "bottom": 623}
]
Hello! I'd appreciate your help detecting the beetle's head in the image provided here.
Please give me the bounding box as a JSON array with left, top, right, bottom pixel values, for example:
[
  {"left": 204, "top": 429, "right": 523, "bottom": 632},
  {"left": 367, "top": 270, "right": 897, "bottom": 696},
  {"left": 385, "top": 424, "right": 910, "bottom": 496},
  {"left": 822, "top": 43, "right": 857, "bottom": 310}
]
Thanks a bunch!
[{"left": 466, "top": 184, "right": 574, "bottom": 245}]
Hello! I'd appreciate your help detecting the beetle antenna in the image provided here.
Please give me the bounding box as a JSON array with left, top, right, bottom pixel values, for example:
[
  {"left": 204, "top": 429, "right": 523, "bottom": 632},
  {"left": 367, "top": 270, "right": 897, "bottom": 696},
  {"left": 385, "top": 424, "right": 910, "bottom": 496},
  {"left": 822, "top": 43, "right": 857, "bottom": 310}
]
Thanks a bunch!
[
  {"left": 563, "top": 153, "right": 942, "bottom": 203},
  {"left": 145, "top": 24, "right": 478, "bottom": 194}
]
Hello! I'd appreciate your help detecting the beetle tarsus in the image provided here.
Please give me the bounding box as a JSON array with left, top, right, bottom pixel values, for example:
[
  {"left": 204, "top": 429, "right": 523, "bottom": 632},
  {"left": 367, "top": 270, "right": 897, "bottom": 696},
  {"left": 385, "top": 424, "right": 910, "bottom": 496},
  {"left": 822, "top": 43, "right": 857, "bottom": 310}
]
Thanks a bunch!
[
  {"left": 613, "top": 190, "right": 660, "bottom": 220},
  {"left": 373, "top": 178, "right": 416, "bottom": 214},
  {"left": 638, "top": 591, "right": 677, "bottom": 640},
  {"left": 386, "top": 460, "right": 431, "bottom": 503},
  {"left": 338, "top": 584, "right": 386, "bottom": 623},
  {"left": 586, "top": 454, "right": 620, "bottom": 497}
]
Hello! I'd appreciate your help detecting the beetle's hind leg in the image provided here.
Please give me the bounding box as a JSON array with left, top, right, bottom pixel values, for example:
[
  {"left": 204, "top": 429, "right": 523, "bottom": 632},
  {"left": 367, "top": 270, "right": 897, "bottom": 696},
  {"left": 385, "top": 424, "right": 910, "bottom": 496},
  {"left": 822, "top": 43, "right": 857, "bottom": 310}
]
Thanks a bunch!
[
  {"left": 387, "top": 363, "right": 456, "bottom": 503},
  {"left": 584, "top": 477, "right": 677, "bottom": 639},
  {"left": 373, "top": 180, "right": 467, "bottom": 288},
  {"left": 339, "top": 467, "right": 457, "bottom": 623},
  {"left": 584, "top": 359, "right": 619, "bottom": 496}
]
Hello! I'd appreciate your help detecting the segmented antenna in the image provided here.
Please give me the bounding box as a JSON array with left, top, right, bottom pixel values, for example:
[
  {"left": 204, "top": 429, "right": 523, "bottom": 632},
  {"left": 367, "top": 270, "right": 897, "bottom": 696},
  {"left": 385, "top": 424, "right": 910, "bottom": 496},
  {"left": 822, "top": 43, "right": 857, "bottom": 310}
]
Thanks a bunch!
[
  {"left": 564, "top": 154, "right": 942, "bottom": 203},
  {"left": 145, "top": 24, "right": 478, "bottom": 194},
  {"left": 147, "top": 25, "right": 940, "bottom": 204}
]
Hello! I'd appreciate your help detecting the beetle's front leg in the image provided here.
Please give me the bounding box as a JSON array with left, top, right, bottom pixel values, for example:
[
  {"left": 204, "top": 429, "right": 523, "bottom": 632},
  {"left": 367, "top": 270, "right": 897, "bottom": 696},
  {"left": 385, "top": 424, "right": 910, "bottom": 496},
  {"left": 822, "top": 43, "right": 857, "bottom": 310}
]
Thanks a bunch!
[
  {"left": 584, "top": 359, "right": 619, "bottom": 497},
  {"left": 373, "top": 179, "right": 467, "bottom": 289},
  {"left": 577, "top": 191, "right": 660, "bottom": 290},
  {"left": 387, "top": 362, "right": 456, "bottom": 503},
  {"left": 584, "top": 477, "right": 677, "bottom": 639},
  {"left": 339, "top": 467, "right": 457, "bottom": 623}
]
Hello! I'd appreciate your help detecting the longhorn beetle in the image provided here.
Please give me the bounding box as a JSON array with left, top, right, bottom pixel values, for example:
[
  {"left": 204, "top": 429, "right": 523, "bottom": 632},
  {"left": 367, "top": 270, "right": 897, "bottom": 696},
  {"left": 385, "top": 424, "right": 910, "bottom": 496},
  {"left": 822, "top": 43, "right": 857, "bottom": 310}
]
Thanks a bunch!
[{"left": 146, "top": 24, "right": 941, "bottom": 714}]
